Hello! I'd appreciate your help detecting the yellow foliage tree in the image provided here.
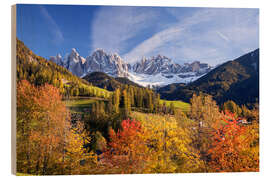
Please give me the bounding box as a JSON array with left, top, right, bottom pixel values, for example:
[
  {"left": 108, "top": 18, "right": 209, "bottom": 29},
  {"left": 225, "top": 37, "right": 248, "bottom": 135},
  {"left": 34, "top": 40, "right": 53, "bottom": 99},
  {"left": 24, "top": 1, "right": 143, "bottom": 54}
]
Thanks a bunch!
[
  {"left": 140, "top": 114, "right": 203, "bottom": 173},
  {"left": 189, "top": 94, "right": 222, "bottom": 171},
  {"left": 131, "top": 112, "right": 203, "bottom": 173},
  {"left": 64, "top": 121, "right": 97, "bottom": 175}
]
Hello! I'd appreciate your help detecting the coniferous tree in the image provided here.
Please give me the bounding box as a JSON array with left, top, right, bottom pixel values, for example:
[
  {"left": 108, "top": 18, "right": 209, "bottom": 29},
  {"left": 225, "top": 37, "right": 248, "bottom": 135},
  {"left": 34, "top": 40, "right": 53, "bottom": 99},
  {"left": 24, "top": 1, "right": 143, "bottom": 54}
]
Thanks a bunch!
[
  {"left": 162, "top": 102, "right": 167, "bottom": 114},
  {"left": 95, "top": 101, "right": 100, "bottom": 119},
  {"left": 138, "top": 88, "right": 143, "bottom": 108},
  {"left": 120, "top": 89, "right": 130, "bottom": 118},
  {"left": 156, "top": 94, "right": 161, "bottom": 113},
  {"left": 223, "top": 100, "right": 242, "bottom": 116},
  {"left": 130, "top": 87, "right": 135, "bottom": 107},
  {"left": 100, "top": 101, "right": 105, "bottom": 115},
  {"left": 107, "top": 97, "right": 114, "bottom": 114},
  {"left": 169, "top": 102, "right": 175, "bottom": 115},
  {"left": 91, "top": 102, "right": 97, "bottom": 119},
  {"left": 148, "top": 91, "right": 154, "bottom": 112},
  {"left": 113, "top": 88, "right": 120, "bottom": 113}
]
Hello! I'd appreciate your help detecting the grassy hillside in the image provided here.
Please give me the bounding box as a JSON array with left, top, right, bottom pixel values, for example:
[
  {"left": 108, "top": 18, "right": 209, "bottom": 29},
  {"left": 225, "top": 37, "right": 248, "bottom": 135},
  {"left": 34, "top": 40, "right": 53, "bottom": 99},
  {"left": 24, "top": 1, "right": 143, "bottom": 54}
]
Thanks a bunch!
[
  {"left": 65, "top": 97, "right": 105, "bottom": 108},
  {"left": 16, "top": 173, "right": 32, "bottom": 176},
  {"left": 16, "top": 38, "right": 111, "bottom": 98},
  {"left": 158, "top": 49, "right": 259, "bottom": 105},
  {"left": 160, "top": 99, "right": 190, "bottom": 112}
]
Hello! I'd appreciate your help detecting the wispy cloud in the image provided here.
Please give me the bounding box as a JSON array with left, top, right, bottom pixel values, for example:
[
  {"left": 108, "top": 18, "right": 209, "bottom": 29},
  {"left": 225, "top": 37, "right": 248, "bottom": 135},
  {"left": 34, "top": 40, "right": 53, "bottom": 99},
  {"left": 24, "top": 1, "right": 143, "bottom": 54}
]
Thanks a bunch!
[
  {"left": 40, "top": 6, "right": 64, "bottom": 44},
  {"left": 216, "top": 31, "right": 230, "bottom": 42},
  {"left": 90, "top": 6, "right": 170, "bottom": 55},
  {"left": 90, "top": 7, "right": 259, "bottom": 65},
  {"left": 124, "top": 8, "right": 259, "bottom": 65}
]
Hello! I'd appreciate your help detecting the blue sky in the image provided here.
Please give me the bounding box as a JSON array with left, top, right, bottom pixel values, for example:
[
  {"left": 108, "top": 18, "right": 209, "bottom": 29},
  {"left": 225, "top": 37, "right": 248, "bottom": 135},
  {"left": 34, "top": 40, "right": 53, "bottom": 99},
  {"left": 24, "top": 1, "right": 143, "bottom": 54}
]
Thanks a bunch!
[{"left": 17, "top": 4, "right": 259, "bottom": 65}]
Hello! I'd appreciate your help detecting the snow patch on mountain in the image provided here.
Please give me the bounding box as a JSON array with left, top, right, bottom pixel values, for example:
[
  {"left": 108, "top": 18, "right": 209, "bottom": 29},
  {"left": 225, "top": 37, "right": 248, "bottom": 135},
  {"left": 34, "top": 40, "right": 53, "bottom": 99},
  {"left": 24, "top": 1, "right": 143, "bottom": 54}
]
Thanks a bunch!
[
  {"left": 50, "top": 49, "right": 212, "bottom": 87},
  {"left": 128, "top": 71, "right": 205, "bottom": 87}
]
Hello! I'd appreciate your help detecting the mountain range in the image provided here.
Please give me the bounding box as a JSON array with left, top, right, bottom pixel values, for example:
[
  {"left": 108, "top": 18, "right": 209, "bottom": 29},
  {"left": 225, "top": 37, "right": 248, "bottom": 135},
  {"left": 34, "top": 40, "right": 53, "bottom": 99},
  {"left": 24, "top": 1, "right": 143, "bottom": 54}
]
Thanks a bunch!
[
  {"left": 50, "top": 49, "right": 212, "bottom": 87},
  {"left": 157, "top": 49, "right": 259, "bottom": 105},
  {"left": 50, "top": 49, "right": 129, "bottom": 78},
  {"left": 18, "top": 38, "right": 259, "bottom": 106}
]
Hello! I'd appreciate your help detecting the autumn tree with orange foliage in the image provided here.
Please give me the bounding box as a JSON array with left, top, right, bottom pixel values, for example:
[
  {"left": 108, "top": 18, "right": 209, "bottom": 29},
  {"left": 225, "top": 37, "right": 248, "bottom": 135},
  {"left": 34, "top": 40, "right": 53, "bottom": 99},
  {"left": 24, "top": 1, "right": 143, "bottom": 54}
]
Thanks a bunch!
[
  {"left": 16, "top": 80, "right": 97, "bottom": 175},
  {"left": 207, "top": 111, "right": 259, "bottom": 172},
  {"left": 17, "top": 80, "right": 69, "bottom": 174}
]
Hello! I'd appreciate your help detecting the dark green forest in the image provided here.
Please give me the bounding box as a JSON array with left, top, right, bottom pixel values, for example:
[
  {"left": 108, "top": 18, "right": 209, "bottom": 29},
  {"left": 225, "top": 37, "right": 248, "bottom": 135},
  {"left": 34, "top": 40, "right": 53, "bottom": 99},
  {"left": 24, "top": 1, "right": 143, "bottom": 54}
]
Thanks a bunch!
[{"left": 83, "top": 71, "right": 142, "bottom": 91}]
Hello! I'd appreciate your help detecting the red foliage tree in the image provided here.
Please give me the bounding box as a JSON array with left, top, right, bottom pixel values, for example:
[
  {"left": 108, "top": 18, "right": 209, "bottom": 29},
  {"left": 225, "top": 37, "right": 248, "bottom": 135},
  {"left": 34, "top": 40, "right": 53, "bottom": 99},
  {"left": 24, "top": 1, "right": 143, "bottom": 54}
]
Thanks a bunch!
[
  {"left": 101, "top": 119, "right": 148, "bottom": 173},
  {"left": 208, "top": 111, "right": 259, "bottom": 172}
]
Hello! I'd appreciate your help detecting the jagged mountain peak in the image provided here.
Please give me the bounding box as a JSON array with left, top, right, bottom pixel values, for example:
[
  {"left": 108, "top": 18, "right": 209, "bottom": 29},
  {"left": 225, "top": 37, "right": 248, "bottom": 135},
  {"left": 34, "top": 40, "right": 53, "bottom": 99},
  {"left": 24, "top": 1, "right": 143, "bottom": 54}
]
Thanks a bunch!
[
  {"left": 50, "top": 48, "right": 212, "bottom": 87},
  {"left": 71, "top": 48, "right": 78, "bottom": 53},
  {"left": 133, "top": 55, "right": 179, "bottom": 75},
  {"left": 155, "top": 54, "right": 170, "bottom": 60},
  {"left": 49, "top": 53, "right": 63, "bottom": 65},
  {"left": 112, "top": 53, "right": 122, "bottom": 60},
  {"left": 153, "top": 55, "right": 172, "bottom": 64},
  {"left": 83, "top": 49, "right": 129, "bottom": 77},
  {"left": 56, "top": 53, "right": 62, "bottom": 59},
  {"left": 93, "top": 48, "right": 106, "bottom": 53},
  {"left": 91, "top": 48, "right": 109, "bottom": 58},
  {"left": 90, "top": 49, "right": 122, "bottom": 63},
  {"left": 69, "top": 48, "right": 81, "bottom": 59}
]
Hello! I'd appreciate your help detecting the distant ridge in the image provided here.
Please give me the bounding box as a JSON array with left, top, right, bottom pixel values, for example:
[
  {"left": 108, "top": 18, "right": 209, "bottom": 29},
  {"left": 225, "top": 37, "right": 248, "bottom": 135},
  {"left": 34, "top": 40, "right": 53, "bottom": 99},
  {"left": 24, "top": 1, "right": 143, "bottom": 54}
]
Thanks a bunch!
[
  {"left": 157, "top": 49, "right": 259, "bottom": 105},
  {"left": 82, "top": 72, "right": 142, "bottom": 91}
]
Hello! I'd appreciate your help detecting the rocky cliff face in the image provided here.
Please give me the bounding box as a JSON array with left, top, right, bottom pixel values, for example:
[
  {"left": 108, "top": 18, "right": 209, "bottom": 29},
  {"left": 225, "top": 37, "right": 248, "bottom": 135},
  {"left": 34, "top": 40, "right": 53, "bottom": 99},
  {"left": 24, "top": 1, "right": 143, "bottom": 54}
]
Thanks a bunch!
[
  {"left": 85, "top": 49, "right": 129, "bottom": 77},
  {"left": 50, "top": 48, "right": 129, "bottom": 77},
  {"left": 132, "top": 55, "right": 211, "bottom": 75},
  {"left": 133, "top": 55, "right": 181, "bottom": 75},
  {"left": 50, "top": 49, "right": 212, "bottom": 87}
]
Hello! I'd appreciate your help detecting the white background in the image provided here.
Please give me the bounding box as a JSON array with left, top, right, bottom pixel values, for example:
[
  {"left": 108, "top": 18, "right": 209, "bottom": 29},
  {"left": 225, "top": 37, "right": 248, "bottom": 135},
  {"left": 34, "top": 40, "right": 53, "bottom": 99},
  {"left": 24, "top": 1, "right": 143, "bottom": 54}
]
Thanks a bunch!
[{"left": 0, "top": 0, "right": 269, "bottom": 179}]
